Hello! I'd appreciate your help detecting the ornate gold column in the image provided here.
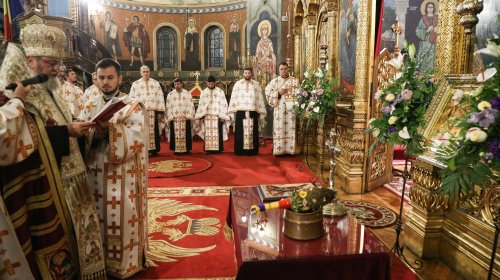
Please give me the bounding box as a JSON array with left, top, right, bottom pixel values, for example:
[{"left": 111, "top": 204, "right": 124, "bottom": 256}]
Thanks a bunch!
[
  {"left": 456, "top": 0, "right": 484, "bottom": 74},
  {"left": 305, "top": 14, "right": 317, "bottom": 71},
  {"left": 335, "top": 0, "right": 375, "bottom": 194},
  {"left": 434, "top": 0, "right": 467, "bottom": 79},
  {"left": 293, "top": 26, "right": 302, "bottom": 78}
]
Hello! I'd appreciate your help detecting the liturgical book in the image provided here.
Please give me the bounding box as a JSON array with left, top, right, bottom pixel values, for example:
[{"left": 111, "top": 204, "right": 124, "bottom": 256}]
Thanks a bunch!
[{"left": 91, "top": 97, "right": 128, "bottom": 122}]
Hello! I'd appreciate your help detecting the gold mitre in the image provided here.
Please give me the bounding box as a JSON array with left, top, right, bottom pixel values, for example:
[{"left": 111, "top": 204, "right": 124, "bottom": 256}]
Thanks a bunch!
[{"left": 20, "top": 23, "right": 66, "bottom": 58}]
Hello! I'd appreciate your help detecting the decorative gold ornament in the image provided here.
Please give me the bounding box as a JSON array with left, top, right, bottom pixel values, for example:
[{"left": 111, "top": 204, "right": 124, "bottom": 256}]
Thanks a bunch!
[{"left": 20, "top": 23, "right": 66, "bottom": 58}]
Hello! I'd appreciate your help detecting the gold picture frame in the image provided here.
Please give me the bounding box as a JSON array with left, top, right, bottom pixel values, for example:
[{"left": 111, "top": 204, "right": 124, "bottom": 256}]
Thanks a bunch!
[{"left": 422, "top": 74, "right": 482, "bottom": 142}]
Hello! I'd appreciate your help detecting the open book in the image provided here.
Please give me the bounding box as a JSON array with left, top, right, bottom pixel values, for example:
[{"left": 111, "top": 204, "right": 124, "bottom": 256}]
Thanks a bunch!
[{"left": 91, "top": 96, "right": 129, "bottom": 122}]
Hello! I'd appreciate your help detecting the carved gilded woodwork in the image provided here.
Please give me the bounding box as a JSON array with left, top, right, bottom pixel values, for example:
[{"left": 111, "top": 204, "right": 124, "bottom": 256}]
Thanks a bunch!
[
  {"left": 482, "top": 186, "right": 500, "bottom": 227},
  {"left": 366, "top": 49, "right": 396, "bottom": 189},
  {"left": 434, "top": 0, "right": 466, "bottom": 79}
]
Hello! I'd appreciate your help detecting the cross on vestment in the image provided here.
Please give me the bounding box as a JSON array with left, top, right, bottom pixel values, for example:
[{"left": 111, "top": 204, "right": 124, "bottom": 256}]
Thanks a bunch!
[
  {"left": 128, "top": 190, "right": 137, "bottom": 203},
  {"left": 391, "top": 17, "right": 404, "bottom": 53},
  {"left": 2, "top": 130, "right": 15, "bottom": 148},
  {"left": 128, "top": 215, "right": 139, "bottom": 227},
  {"left": 107, "top": 171, "right": 122, "bottom": 184},
  {"left": 124, "top": 239, "right": 137, "bottom": 251},
  {"left": 94, "top": 189, "right": 103, "bottom": 202},
  {"left": 1, "top": 259, "right": 21, "bottom": 275},
  {"left": 108, "top": 245, "right": 121, "bottom": 258},
  {"left": 129, "top": 141, "right": 143, "bottom": 154},
  {"left": 108, "top": 221, "right": 120, "bottom": 235},
  {"left": 106, "top": 196, "right": 121, "bottom": 210},
  {"left": 17, "top": 140, "right": 33, "bottom": 158}
]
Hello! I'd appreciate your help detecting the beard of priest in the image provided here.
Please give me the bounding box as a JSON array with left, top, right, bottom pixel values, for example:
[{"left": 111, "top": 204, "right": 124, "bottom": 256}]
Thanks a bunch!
[{"left": 0, "top": 23, "right": 106, "bottom": 279}]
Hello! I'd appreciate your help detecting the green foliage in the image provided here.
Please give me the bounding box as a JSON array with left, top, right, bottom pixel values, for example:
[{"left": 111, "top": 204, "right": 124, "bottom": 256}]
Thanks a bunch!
[
  {"left": 366, "top": 42, "right": 436, "bottom": 158},
  {"left": 293, "top": 68, "right": 338, "bottom": 125},
  {"left": 435, "top": 32, "right": 500, "bottom": 199}
]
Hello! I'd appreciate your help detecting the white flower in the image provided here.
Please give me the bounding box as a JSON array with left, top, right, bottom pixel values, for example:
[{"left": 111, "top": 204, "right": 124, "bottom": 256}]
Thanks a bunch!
[
  {"left": 372, "top": 128, "right": 380, "bottom": 137},
  {"left": 388, "top": 116, "right": 398, "bottom": 125},
  {"left": 387, "top": 53, "right": 404, "bottom": 69},
  {"left": 385, "top": 93, "right": 396, "bottom": 102},
  {"left": 398, "top": 127, "right": 411, "bottom": 139},
  {"left": 474, "top": 37, "right": 500, "bottom": 58},
  {"left": 408, "top": 44, "right": 416, "bottom": 60},
  {"left": 374, "top": 90, "right": 382, "bottom": 100},
  {"left": 477, "top": 67, "right": 497, "bottom": 82},
  {"left": 313, "top": 107, "right": 320, "bottom": 113},
  {"left": 315, "top": 69, "right": 324, "bottom": 78},
  {"left": 301, "top": 104, "right": 306, "bottom": 109},
  {"left": 304, "top": 72, "right": 309, "bottom": 78},
  {"left": 469, "top": 128, "right": 488, "bottom": 143},
  {"left": 478, "top": 101, "right": 492, "bottom": 111},
  {"left": 308, "top": 100, "right": 315, "bottom": 107},
  {"left": 368, "top": 118, "right": 376, "bottom": 127},
  {"left": 452, "top": 89, "right": 464, "bottom": 106}
]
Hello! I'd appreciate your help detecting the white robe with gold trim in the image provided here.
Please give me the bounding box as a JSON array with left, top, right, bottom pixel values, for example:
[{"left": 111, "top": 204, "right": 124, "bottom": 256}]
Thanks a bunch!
[
  {"left": 60, "top": 81, "right": 84, "bottom": 117},
  {"left": 0, "top": 99, "right": 36, "bottom": 280},
  {"left": 129, "top": 78, "right": 165, "bottom": 150},
  {"left": 265, "top": 76, "right": 299, "bottom": 155},
  {"left": 79, "top": 93, "right": 148, "bottom": 279},
  {"left": 165, "top": 89, "right": 195, "bottom": 152},
  {"left": 194, "top": 87, "right": 230, "bottom": 150}
]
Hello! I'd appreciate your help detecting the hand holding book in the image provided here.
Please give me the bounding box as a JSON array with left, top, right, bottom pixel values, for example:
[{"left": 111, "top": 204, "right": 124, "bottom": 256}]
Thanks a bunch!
[{"left": 91, "top": 97, "right": 129, "bottom": 122}]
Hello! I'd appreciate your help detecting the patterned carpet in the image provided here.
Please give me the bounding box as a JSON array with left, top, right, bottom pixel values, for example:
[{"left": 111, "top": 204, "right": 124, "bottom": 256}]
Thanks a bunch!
[
  {"left": 383, "top": 176, "right": 415, "bottom": 203},
  {"left": 148, "top": 156, "right": 212, "bottom": 178}
]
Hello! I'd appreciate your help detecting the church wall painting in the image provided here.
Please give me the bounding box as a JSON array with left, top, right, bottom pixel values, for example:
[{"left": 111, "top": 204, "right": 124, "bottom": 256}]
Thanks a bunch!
[
  {"left": 250, "top": 12, "right": 278, "bottom": 79},
  {"left": 124, "top": 15, "right": 150, "bottom": 67},
  {"left": 88, "top": 3, "right": 246, "bottom": 73},
  {"left": 182, "top": 17, "right": 201, "bottom": 71},
  {"left": 338, "top": 0, "right": 358, "bottom": 94},
  {"left": 380, "top": 0, "right": 439, "bottom": 73},
  {"left": 227, "top": 14, "right": 242, "bottom": 70}
]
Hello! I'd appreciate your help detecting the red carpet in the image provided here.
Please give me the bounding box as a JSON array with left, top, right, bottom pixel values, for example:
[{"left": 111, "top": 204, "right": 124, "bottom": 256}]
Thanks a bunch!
[
  {"left": 137, "top": 186, "right": 236, "bottom": 279},
  {"left": 148, "top": 156, "right": 212, "bottom": 178}
]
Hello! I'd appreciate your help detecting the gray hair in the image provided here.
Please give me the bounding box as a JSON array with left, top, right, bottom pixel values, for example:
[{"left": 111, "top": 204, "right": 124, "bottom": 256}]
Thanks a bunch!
[{"left": 140, "top": 65, "right": 150, "bottom": 71}]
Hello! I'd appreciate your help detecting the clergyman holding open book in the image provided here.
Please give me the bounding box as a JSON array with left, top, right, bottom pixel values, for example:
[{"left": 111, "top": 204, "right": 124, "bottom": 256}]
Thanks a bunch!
[{"left": 78, "top": 58, "right": 149, "bottom": 278}]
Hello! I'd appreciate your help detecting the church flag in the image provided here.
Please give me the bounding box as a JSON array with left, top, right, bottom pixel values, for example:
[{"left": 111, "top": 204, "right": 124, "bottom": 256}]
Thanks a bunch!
[{"left": 3, "top": 0, "right": 23, "bottom": 43}]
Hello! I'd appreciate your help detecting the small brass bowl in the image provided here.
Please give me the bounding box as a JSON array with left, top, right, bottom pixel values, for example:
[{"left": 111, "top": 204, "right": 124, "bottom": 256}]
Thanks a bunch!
[{"left": 283, "top": 209, "right": 323, "bottom": 240}]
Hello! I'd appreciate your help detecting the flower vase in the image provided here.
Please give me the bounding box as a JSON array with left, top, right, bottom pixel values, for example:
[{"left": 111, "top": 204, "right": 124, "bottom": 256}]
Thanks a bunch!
[{"left": 283, "top": 209, "right": 324, "bottom": 240}]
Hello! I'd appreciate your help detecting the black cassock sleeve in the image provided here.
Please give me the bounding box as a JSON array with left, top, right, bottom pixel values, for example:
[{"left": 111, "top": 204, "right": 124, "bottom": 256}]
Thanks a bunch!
[{"left": 45, "top": 126, "right": 70, "bottom": 168}]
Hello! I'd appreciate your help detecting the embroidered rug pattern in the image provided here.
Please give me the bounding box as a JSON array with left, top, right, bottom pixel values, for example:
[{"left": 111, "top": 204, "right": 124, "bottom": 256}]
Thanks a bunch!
[
  {"left": 383, "top": 176, "right": 415, "bottom": 203},
  {"left": 342, "top": 200, "right": 397, "bottom": 229},
  {"left": 148, "top": 156, "right": 212, "bottom": 178}
]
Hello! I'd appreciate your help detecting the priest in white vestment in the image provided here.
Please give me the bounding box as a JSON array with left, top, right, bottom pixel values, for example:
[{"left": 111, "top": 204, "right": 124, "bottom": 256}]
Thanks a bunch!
[
  {"left": 129, "top": 65, "right": 165, "bottom": 155},
  {"left": 0, "top": 24, "right": 106, "bottom": 279},
  {"left": 228, "top": 67, "right": 267, "bottom": 155},
  {"left": 265, "top": 62, "right": 299, "bottom": 155},
  {"left": 83, "top": 72, "right": 101, "bottom": 103},
  {"left": 61, "top": 74, "right": 84, "bottom": 117},
  {"left": 166, "top": 78, "right": 195, "bottom": 153},
  {"left": 79, "top": 59, "right": 148, "bottom": 279},
  {"left": 194, "top": 75, "right": 230, "bottom": 153}
]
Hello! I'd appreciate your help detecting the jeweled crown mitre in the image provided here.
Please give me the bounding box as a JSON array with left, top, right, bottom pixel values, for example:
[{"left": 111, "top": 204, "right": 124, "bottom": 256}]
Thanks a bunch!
[{"left": 20, "top": 24, "right": 66, "bottom": 58}]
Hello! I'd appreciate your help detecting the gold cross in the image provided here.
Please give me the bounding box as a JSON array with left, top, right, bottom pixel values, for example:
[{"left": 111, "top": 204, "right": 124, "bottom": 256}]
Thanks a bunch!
[{"left": 391, "top": 17, "right": 404, "bottom": 53}]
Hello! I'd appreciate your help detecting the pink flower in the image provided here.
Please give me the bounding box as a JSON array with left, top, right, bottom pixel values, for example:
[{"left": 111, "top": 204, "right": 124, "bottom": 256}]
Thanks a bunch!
[
  {"left": 401, "top": 89, "right": 413, "bottom": 100},
  {"left": 302, "top": 91, "right": 308, "bottom": 97},
  {"left": 316, "top": 89, "right": 324, "bottom": 96}
]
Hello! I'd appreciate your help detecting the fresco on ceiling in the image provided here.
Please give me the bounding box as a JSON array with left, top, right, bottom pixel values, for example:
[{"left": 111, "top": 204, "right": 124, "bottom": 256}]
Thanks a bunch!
[{"left": 124, "top": 0, "right": 244, "bottom": 6}]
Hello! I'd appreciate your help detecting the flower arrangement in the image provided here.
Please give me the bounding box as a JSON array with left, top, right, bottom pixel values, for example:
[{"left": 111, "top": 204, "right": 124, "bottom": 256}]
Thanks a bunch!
[
  {"left": 435, "top": 21, "right": 500, "bottom": 198},
  {"left": 366, "top": 42, "right": 436, "bottom": 157},
  {"left": 250, "top": 186, "right": 335, "bottom": 214},
  {"left": 293, "top": 68, "right": 338, "bottom": 124}
]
